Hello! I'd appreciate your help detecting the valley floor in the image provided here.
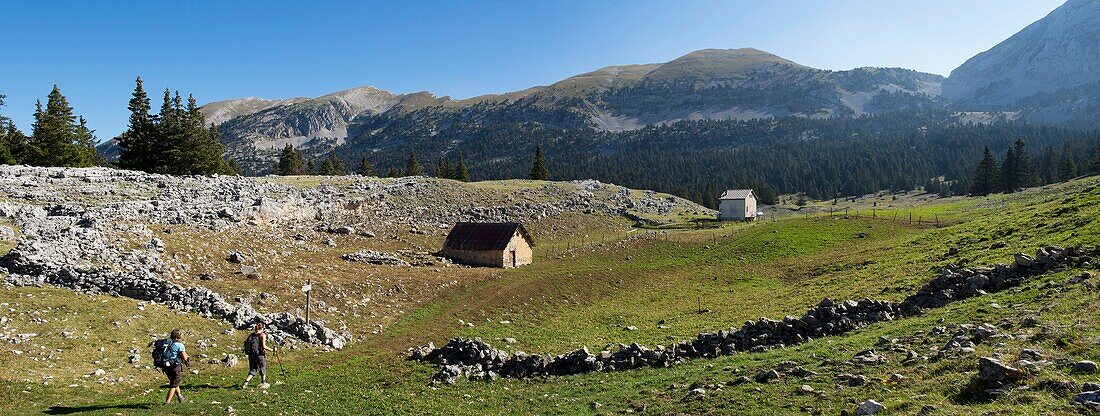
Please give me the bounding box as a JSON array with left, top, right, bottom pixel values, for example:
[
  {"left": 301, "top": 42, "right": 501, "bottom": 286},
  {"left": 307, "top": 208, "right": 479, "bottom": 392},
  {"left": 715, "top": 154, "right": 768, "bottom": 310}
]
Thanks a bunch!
[{"left": 3, "top": 176, "right": 1100, "bottom": 415}]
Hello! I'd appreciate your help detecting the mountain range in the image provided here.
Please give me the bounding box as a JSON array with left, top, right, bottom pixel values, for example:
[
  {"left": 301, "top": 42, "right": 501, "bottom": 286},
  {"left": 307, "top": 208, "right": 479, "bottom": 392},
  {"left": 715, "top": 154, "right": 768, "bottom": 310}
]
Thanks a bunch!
[{"left": 96, "top": 0, "right": 1099, "bottom": 176}]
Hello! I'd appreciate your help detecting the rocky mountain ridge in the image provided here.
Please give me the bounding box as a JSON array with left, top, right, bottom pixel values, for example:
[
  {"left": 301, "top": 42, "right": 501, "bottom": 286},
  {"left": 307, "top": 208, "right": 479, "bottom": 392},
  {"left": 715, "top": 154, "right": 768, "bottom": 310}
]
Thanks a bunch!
[
  {"left": 197, "top": 48, "right": 945, "bottom": 171},
  {"left": 943, "top": 0, "right": 1100, "bottom": 125}
]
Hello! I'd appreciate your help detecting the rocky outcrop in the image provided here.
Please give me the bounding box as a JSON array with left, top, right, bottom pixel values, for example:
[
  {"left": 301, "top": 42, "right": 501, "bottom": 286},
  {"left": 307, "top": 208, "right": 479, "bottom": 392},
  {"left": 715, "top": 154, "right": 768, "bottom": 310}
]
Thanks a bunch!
[
  {"left": 0, "top": 166, "right": 705, "bottom": 350},
  {"left": 341, "top": 250, "right": 408, "bottom": 266},
  {"left": 410, "top": 246, "right": 1098, "bottom": 382}
]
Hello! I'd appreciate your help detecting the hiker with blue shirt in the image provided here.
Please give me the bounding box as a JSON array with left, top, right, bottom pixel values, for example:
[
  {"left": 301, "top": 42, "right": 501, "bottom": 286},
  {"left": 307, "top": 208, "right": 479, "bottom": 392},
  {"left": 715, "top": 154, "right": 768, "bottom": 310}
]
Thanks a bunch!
[{"left": 152, "top": 329, "right": 190, "bottom": 404}]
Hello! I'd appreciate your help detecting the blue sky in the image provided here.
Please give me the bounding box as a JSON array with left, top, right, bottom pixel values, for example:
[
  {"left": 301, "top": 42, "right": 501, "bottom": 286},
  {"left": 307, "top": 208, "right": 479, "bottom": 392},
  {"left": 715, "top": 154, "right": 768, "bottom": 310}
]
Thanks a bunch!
[{"left": 1, "top": 0, "right": 1066, "bottom": 140}]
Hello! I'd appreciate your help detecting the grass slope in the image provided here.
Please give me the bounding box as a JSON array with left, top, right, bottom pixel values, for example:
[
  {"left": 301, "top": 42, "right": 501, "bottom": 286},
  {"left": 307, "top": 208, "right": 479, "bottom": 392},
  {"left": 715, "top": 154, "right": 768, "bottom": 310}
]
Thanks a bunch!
[{"left": 3, "top": 177, "right": 1100, "bottom": 415}]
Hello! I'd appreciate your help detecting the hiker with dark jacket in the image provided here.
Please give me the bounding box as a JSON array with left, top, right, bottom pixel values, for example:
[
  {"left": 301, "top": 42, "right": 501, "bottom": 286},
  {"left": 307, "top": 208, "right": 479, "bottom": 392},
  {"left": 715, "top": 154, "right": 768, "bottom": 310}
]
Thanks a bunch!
[
  {"left": 242, "top": 322, "right": 276, "bottom": 389},
  {"left": 157, "top": 329, "right": 189, "bottom": 404}
]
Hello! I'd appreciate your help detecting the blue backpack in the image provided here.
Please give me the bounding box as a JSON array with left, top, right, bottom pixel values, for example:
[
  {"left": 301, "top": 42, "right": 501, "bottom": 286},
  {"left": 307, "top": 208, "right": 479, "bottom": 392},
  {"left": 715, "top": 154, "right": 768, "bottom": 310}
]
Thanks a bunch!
[{"left": 152, "top": 339, "right": 176, "bottom": 368}]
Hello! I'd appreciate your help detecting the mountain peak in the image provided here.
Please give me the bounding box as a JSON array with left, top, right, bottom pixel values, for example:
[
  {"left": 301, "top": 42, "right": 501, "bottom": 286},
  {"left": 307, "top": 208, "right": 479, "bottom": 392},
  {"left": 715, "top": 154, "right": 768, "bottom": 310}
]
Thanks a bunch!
[
  {"left": 644, "top": 48, "right": 806, "bottom": 83},
  {"left": 943, "top": 0, "right": 1100, "bottom": 108}
]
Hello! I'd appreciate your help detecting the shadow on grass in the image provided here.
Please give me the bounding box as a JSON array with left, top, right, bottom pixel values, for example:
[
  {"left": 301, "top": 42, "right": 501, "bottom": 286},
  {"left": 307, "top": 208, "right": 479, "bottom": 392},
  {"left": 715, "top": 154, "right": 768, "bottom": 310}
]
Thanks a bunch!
[
  {"left": 45, "top": 404, "right": 151, "bottom": 414},
  {"left": 953, "top": 377, "right": 996, "bottom": 405}
]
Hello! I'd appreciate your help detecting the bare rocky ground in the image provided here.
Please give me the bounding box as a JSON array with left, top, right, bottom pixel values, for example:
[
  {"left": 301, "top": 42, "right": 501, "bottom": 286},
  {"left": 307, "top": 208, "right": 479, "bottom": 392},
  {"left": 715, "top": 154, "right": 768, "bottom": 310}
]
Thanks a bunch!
[{"left": 0, "top": 166, "right": 710, "bottom": 353}]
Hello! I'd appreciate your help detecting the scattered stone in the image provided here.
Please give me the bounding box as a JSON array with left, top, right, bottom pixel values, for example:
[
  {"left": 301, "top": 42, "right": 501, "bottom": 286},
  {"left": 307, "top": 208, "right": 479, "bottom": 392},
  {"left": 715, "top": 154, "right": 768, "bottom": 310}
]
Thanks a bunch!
[
  {"left": 847, "top": 375, "right": 869, "bottom": 387},
  {"left": 341, "top": 250, "right": 408, "bottom": 266},
  {"left": 222, "top": 354, "right": 239, "bottom": 368},
  {"left": 850, "top": 349, "right": 887, "bottom": 365},
  {"left": 1072, "top": 360, "right": 1098, "bottom": 374},
  {"left": 226, "top": 251, "right": 246, "bottom": 264},
  {"left": 755, "top": 369, "right": 780, "bottom": 383},
  {"left": 978, "top": 357, "right": 1023, "bottom": 383},
  {"left": 855, "top": 399, "right": 885, "bottom": 415}
]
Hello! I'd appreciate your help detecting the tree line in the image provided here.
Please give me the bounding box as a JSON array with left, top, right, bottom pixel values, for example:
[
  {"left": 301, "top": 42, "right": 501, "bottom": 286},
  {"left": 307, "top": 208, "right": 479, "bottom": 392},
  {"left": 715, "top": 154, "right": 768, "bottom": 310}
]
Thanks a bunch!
[
  {"left": 0, "top": 87, "right": 99, "bottom": 167},
  {"left": 273, "top": 142, "right": 553, "bottom": 183},
  {"left": 344, "top": 112, "right": 1100, "bottom": 208},
  {"left": 0, "top": 79, "right": 232, "bottom": 175},
  {"left": 115, "top": 77, "right": 233, "bottom": 175}
]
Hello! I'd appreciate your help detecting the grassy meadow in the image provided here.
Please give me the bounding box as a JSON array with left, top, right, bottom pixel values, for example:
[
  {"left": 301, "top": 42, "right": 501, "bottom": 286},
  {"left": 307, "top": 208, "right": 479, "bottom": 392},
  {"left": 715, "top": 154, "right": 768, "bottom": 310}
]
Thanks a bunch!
[{"left": 2, "top": 176, "right": 1100, "bottom": 415}]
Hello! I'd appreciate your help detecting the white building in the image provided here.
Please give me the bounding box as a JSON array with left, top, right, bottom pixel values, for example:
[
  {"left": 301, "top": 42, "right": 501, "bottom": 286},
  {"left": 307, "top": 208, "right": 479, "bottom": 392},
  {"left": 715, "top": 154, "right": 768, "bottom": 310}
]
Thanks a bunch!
[{"left": 717, "top": 189, "right": 757, "bottom": 221}]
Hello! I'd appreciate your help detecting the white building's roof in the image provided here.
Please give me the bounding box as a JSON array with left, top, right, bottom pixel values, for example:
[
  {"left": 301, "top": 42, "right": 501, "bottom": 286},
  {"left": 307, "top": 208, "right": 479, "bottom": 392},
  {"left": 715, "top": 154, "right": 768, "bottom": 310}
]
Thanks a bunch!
[{"left": 719, "top": 189, "right": 755, "bottom": 200}]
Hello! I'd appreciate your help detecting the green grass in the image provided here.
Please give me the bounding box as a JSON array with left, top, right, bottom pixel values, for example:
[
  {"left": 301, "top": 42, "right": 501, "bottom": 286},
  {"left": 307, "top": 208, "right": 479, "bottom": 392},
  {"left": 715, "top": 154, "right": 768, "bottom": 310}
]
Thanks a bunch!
[{"left": 4, "top": 176, "right": 1100, "bottom": 415}]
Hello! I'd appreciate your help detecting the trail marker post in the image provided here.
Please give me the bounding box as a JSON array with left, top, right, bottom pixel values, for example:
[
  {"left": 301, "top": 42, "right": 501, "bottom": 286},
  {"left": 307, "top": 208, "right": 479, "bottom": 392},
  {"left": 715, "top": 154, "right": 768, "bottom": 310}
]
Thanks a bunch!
[{"left": 302, "top": 279, "right": 313, "bottom": 327}]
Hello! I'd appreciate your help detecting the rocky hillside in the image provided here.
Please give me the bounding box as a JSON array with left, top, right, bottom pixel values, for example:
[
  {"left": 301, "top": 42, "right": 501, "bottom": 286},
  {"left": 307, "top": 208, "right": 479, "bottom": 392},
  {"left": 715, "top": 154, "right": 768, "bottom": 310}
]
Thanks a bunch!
[
  {"left": 200, "top": 48, "right": 944, "bottom": 171},
  {"left": 943, "top": 0, "right": 1100, "bottom": 125},
  {"left": 0, "top": 166, "right": 709, "bottom": 349}
]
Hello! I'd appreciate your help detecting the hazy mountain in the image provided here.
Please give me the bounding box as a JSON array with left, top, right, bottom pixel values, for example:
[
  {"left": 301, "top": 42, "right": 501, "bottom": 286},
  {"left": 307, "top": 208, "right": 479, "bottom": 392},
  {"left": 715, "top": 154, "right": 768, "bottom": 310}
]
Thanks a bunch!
[
  {"left": 201, "top": 48, "right": 944, "bottom": 171},
  {"left": 943, "top": 0, "right": 1100, "bottom": 125}
]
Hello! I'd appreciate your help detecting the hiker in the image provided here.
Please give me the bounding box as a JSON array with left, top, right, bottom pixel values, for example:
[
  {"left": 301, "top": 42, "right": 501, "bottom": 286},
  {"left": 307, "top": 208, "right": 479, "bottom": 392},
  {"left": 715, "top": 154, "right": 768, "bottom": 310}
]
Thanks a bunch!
[
  {"left": 152, "top": 329, "right": 189, "bottom": 404},
  {"left": 242, "top": 322, "right": 277, "bottom": 389}
]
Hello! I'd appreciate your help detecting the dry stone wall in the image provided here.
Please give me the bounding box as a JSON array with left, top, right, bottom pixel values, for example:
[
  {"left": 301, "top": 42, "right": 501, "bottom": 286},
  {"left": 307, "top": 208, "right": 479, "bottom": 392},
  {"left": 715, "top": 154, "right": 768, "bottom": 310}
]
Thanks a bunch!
[{"left": 409, "top": 246, "right": 1099, "bottom": 383}]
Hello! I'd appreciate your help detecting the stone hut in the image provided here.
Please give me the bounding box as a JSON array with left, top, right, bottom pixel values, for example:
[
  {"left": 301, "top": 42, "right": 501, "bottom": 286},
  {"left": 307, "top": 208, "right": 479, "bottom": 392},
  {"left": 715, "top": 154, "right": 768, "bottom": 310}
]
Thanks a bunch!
[
  {"left": 718, "top": 189, "right": 758, "bottom": 221},
  {"left": 440, "top": 222, "right": 534, "bottom": 268}
]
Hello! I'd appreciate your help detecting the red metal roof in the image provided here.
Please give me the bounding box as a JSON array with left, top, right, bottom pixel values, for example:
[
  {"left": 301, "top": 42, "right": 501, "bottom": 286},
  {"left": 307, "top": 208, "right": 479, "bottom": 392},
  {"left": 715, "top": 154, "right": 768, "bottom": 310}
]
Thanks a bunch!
[{"left": 442, "top": 222, "right": 533, "bottom": 251}]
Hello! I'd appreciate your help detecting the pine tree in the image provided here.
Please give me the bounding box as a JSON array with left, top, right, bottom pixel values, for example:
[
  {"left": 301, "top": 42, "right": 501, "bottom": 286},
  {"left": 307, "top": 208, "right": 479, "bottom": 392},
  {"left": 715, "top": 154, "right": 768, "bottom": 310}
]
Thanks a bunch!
[
  {"left": 174, "top": 94, "right": 231, "bottom": 175},
  {"left": 0, "top": 95, "right": 16, "bottom": 164},
  {"left": 1, "top": 120, "right": 28, "bottom": 164},
  {"left": 1013, "top": 139, "right": 1033, "bottom": 189},
  {"left": 405, "top": 152, "right": 423, "bottom": 176},
  {"left": 1091, "top": 145, "right": 1100, "bottom": 175},
  {"left": 433, "top": 155, "right": 452, "bottom": 178},
  {"left": 117, "top": 77, "right": 153, "bottom": 171},
  {"left": 27, "top": 85, "right": 97, "bottom": 167},
  {"left": 529, "top": 144, "right": 550, "bottom": 180},
  {"left": 386, "top": 166, "right": 401, "bottom": 178},
  {"left": 274, "top": 144, "right": 307, "bottom": 175},
  {"left": 999, "top": 145, "right": 1017, "bottom": 193},
  {"left": 357, "top": 155, "right": 374, "bottom": 176},
  {"left": 319, "top": 154, "right": 345, "bottom": 175},
  {"left": 454, "top": 155, "right": 470, "bottom": 182},
  {"left": 970, "top": 146, "right": 1000, "bottom": 196},
  {"left": 306, "top": 159, "right": 316, "bottom": 174},
  {"left": 1058, "top": 154, "right": 1077, "bottom": 181}
]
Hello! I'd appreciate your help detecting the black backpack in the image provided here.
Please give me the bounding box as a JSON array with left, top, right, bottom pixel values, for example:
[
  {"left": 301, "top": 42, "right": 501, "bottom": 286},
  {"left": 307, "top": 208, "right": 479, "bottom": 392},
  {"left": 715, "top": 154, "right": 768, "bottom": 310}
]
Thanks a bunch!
[
  {"left": 243, "top": 333, "right": 263, "bottom": 357},
  {"left": 152, "top": 339, "right": 175, "bottom": 369}
]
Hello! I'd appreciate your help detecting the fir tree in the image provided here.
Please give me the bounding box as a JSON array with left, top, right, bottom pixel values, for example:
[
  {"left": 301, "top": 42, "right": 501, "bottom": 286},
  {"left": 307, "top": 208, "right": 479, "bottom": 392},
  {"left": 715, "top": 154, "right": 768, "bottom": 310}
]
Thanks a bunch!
[
  {"left": 0, "top": 95, "right": 16, "bottom": 164},
  {"left": 970, "top": 146, "right": 1000, "bottom": 196},
  {"left": 1091, "top": 145, "right": 1100, "bottom": 175},
  {"left": 174, "top": 94, "right": 231, "bottom": 175},
  {"left": 454, "top": 155, "right": 470, "bottom": 182},
  {"left": 386, "top": 166, "right": 401, "bottom": 178},
  {"left": 306, "top": 159, "right": 316, "bottom": 174},
  {"left": 27, "top": 86, "right": 97, "bottom": 167},
  {"left": 1, "top": 120, "right": 28, "bottom": 164},
  {"left": 1058, "top": 154, "right": 1077, "bottom": 181},
  {"left": 319, "top": 154, "right": 345, "bottom": 175},
  {"left": 357, "top": 155, "right": 374, "bottom": 176},
  {"left": 1000, "top": 139, "right": 1032, "bottom": 192},
  {"left": 274, "top": 144, "right": 308, "bottom": 175},
  {"left": 117, "top": 77, "right": 153, "bottom": 171},
  {"left": 433, "top": 155, "right": 452, "bottom": 178},
  {"left": 405, "top": 152, "right": 423, "bottom": 176},
  {"left": 529, "top": 144, "right": 550, "bottom": 180}
]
